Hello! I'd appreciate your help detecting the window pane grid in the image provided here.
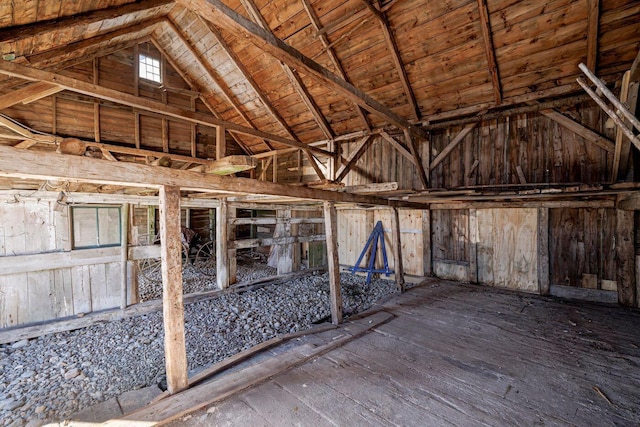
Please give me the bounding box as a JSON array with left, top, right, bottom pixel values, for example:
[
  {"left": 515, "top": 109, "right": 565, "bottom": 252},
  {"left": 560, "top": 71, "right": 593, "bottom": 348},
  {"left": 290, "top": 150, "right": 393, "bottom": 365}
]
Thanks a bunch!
[{"left": 139, "top": 54, "right": 161, "bottom": 83}]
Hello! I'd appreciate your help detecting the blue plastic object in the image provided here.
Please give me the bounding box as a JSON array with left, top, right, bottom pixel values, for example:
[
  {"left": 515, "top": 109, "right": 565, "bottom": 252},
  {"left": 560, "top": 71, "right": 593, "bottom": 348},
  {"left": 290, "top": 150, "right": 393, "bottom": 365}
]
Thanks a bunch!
[{"left": 350, "top": 221, "right": 394, "bottom": 284}]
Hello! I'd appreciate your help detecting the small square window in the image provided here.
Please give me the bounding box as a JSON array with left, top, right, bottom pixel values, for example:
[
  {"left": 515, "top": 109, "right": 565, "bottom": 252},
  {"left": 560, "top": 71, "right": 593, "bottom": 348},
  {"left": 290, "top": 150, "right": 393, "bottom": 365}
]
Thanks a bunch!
[
  {"left": 72, "top": 206, "right": 121, "bottom": 249},
  {"left": 139, "top": 54, "right": 161, "bottom": 83}
]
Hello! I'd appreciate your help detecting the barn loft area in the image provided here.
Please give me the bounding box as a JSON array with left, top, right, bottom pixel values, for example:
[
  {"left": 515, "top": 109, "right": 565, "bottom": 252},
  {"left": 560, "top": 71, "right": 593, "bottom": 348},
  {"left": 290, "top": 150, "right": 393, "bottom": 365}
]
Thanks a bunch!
[{"left": 0, "top": 0, "right": 639, "bottom": 425}]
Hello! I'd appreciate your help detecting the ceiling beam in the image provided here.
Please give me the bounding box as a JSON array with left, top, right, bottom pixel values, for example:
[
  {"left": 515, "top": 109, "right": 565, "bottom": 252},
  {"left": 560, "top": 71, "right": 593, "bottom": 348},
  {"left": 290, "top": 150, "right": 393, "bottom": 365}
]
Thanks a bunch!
[
  {"left": 300, "top": 0, "right": 371, "bottom": 131},
  {"left": 358, "top": 0, "right": 420, "bottom": 121},
  {"left": 238, "top": 0, "right": 335, "bottom": 140},
  {"left": 476, "top": 0, "right": 502, "bottom": 105},
  {"left": 25, "top": 17, "right": 164, "bottom": 67},
  {"left": 182, "top": 0, "right": 428, "bottom": 140},
  {"left": 0, "top": 144, "right": 424, "bottom": 208},
  {"left": 0, "top": 0, "right": 173, "bottom": 44},
  {"left": 0, "top": 61, "right": 332, "bottom": 157},
  {"left": 611, "top": 70, "right": 633, "bottom": 182},
  {"left": 586, "top": 0, "right": 600, "bottom": 72},
  {"left": 0, "top": 81, "right": 62, "bottom": 110}
]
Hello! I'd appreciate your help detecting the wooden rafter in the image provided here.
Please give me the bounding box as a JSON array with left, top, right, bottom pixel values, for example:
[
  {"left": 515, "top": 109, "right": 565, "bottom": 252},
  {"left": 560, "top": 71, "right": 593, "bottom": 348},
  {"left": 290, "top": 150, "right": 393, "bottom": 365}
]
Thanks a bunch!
[
  {"left": 238, "top": 0, "right": 335, "bottom": 140},
  {"left": 163, "top": 19, "right": 272, "bottom": 152},
  {"left": 300, "top": 0, "right": 371, "bottom": 131},
  {"left": 25, "top": 17, "right": 164, "bottom": 67},
  {"left": 476, "top": 0, "right": 502, "bottom": 104},
  {"left": 182, "top": 0, "right": 428, "bottom": 140},
  {"left": 586, "top": 0, "right": 600, "bottom": 72},
  {"left": 0, "top": 61, "right": 333, "bottom": 157},
  {"left": 199, "top": 18, "right": 296, "bottom": 144},
  {"left": 358, "top": 0, "right": 420, "bottom": 121},
  {"left": 335, "top": 136, "right": 371, "bottom": 182},
  {"left": 611, "top": 71, "right": 632, "bottom": 182},
  {"left": 0, "top": 82, "right": 62, "bottom": 110},
  {"left": 146, "top": 38, "right": 252, "bottom": 155},
  {"left": 0, "top": 0, "right": 173, "bottom": 44}
]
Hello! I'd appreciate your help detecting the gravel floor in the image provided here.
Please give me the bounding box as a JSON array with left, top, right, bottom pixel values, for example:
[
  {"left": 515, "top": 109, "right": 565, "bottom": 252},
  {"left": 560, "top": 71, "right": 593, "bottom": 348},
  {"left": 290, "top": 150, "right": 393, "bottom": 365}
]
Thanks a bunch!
[{"left": 0, "top": 271, "right": 396, "bottom": 426}]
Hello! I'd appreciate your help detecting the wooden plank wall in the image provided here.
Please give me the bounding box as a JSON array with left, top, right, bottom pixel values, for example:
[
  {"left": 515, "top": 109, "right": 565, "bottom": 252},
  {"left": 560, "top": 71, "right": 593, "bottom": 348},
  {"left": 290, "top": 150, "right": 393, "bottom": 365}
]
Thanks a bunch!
[
  {"left": 549, "top": 208, "right": 617, "bottom": 291},
  {"left": 0, "top": 200, "right": 121, "bottom": 328},
  {"left": 2, "top": 42, "right": 243, "bottom": 158},
  {"left": 477, "top": 208, "right": 539, "bottom": 292},
  {"left": 337, "top": 208, "right": 424, "bottom": 278},
  {"left": 332, "top": 102, "right": 616, "bottom": 190}
]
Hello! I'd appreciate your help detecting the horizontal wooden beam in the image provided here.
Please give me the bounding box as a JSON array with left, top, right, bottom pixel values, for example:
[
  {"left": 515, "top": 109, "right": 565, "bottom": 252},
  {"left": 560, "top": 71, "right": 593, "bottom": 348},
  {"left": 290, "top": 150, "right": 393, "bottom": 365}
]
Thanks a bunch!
[
  {"left": 230, "top": 234, "right": 325, "bottom": 250},
  {"left": 230, "top": 217, "right": 323, "bottom": 225},
  {"left": 0, "top": 145, "right": 425, "bottom": 208},
  {"left": 0, "top": 61, "right": 332, "bottom": 157},
  {"left": 0, "top": 82, "right": 62, "bottom": 109},
  {"left": 0, "top": 247, "right": 120, "bottom": 275},
  {"left": 184, "top": 0, "right": 428, "bottom": 139},
  {"left": 430, "top": 199, "right": 616, "bottom": 210}
]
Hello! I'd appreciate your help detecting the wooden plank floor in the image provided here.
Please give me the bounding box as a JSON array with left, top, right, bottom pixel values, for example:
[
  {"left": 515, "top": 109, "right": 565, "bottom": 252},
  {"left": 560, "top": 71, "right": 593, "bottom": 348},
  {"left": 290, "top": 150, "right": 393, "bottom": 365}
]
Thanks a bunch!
[{"left": 168, "top": 279, "right": 640, "bottom": 426}]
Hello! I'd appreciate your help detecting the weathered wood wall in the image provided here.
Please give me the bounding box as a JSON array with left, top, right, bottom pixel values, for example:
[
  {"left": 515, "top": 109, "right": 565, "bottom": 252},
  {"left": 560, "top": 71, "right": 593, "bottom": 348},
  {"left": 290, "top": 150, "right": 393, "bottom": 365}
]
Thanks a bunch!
[
  {"left": 333, "top": 102, "right": 617, "bottom": 189},
  {"left": 0, "top": 200, "right": 121, "bottom": 327},
  {"left": 2, "top": 42, "right": 242, "bottom": 159}
]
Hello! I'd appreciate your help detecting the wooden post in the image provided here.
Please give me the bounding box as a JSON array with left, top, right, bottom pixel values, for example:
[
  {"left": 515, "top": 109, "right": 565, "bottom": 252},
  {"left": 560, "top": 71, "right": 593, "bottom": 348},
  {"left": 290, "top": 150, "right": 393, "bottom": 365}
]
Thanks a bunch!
[
  {"left": 216, "top": 198, "right": 229, "bottom": 289},
  {"left": 120, "top": 203, "right": 130, "bottom": 309},
  {"left": 323, "top": 201, "right": 342, "bottom": 325},
  {"left": 423, "top": 209, "right": 432, "bottom": 276},
  {"left": 159, "top": 185, "right": 188, "bottom": 394},
  {"left": 468, "top": 209, "right": 478, "bottom": 283},
  {"left": 216, "top": 125, "right": 226, "bottom": 160},
  {"left": 391, "top": 207, "right": 405, "bottom": 292},
  {"left": 229, "top": 204, "right": 237, "bottom": 285},
  {"left": 147, "top": 205, "right": 156, "bottom": 244},
  {"left": 209, "top": 208, "right": 215, "bottom": 242},
  {"left": 277, "top": 209, "right": 293, "bottom": 275},
  {"left": 537, "top": 208, "right": 550, "bottom": 295},
  {"left": 616, "top": 209, "right": 635, "bottom": 306}
]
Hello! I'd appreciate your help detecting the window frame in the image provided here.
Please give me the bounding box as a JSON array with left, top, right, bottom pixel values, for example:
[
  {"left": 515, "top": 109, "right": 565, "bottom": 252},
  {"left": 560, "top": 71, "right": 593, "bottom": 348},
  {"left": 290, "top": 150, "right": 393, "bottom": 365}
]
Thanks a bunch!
[
  {"left": 138, "top": 53, "right": 162, "bottom": 84},
  {"left": 71, "top": 205, "right": 122, "bottom": 250}
]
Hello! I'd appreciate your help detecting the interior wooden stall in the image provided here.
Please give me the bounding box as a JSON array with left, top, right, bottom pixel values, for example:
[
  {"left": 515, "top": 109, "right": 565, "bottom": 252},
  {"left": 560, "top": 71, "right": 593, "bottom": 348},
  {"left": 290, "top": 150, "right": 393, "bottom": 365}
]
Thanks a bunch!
[{"left": 0, "top": 0, "right": 638, "bottom": 423}]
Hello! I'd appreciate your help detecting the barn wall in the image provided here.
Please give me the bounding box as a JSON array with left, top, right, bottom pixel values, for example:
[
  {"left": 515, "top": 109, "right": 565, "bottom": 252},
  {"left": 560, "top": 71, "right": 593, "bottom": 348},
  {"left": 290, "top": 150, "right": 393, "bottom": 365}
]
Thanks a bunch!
[
  {"left": 3, "top": 42, "right": 241, "bottom": 160},
  {"left": 336, "top": 102, "right": 617, "bottom": 189},
  {"left": 0, "top": 200, "right": 122, "bottom": 328}
]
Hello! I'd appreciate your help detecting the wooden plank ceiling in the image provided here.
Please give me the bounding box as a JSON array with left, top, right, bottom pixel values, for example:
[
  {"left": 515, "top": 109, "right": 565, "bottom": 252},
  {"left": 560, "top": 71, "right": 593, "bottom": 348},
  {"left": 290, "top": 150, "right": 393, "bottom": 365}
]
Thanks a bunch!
[{"left": 0, "top": 0, "right": 638, "bottom": 154}]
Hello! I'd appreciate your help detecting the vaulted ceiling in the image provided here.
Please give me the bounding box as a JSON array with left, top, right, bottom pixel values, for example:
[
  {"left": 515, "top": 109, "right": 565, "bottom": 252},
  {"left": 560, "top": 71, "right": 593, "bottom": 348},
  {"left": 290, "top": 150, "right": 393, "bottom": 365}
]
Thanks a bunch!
[{"left": 0, "top": 0, "right": 638, "bottom": 155}]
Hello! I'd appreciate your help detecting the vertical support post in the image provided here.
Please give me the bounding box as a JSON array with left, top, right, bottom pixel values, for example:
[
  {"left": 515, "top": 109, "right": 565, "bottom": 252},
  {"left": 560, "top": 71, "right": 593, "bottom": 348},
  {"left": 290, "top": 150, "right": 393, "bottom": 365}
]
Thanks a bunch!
[
  {"left": 291, "top": 210, "right": 301, "bottom": 272},
  {"left": 185, "top": 208, "right": 191, "bottom": 229},
  {"left": 273, "top": 152, "right": 278, "bottom": 183},
  {"left": 422, "top": 209, "right": 432, "bottom": 276},
  {"left": 209, "top": 208, "right": 215, "bottom": 242},
  {"left": 120, "top": 203, "right": 130, "bottom": 309},
  {"left": 147, "top": 205, "right": 156, "bottom": 243},
  {"left": 216, "top": 125, "right": 226, "bottom": 160},
  {"left": 229, "top": 205, "right": 237, "bottom": 285},
  {"left": 217, "top": 198, "right": 229, "bottom": 289},
  {"left": 323, "top": 201, "right": 343, "bottom": 325},
  {"left": 391, "top": 207, "right": 405, "bottom": 292},
  {"left": 93, "top": 58, "right": 100, "bottom": 143},
  {"left": 159, "top": 185, "right": 188, "bottom": 394},
  {"left": 468, "top": 208, "right": 478, "bottom": 283},
  {"left": 537, "top": 208, "right": 550, "bottom": 295},
  {"left": 297, "top": 149, "right": 303, "bottom": 183},
  {"left": 327, "top": 140, "right": 337, "bottom": 181},
  {"left": 616, "top": 209, "right": 635, "bottom": 306},
  {"left": 277, "top": 209, "right": 293, "bottom": 275}
]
